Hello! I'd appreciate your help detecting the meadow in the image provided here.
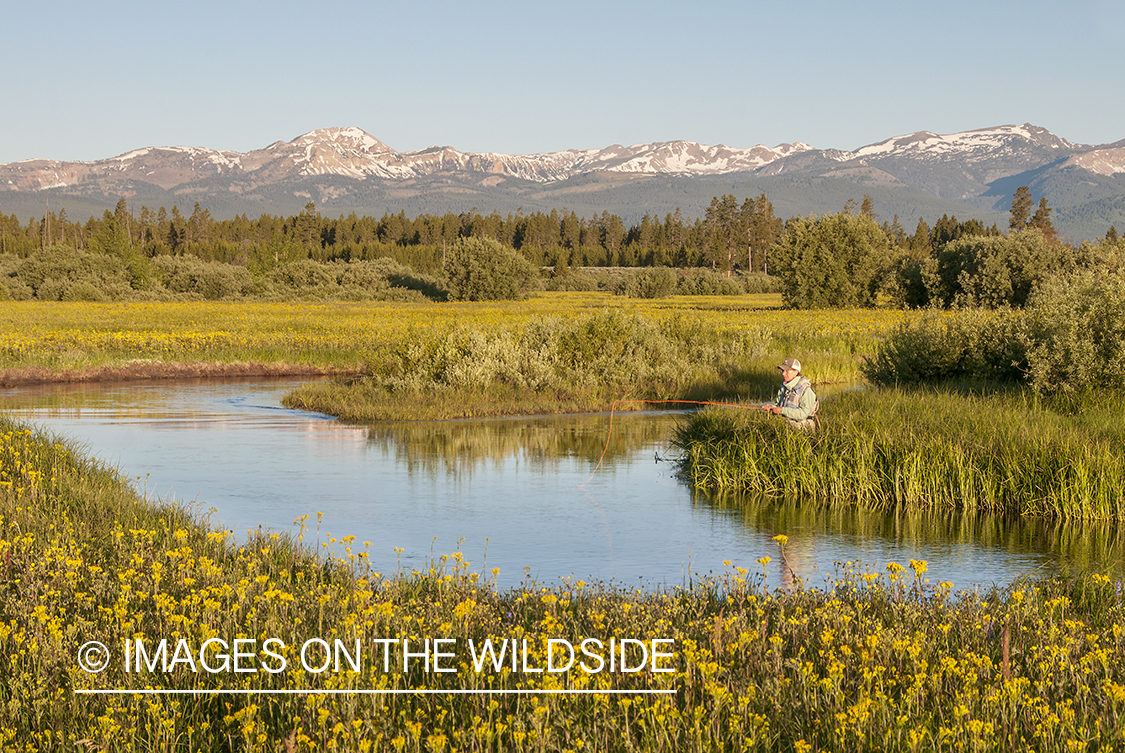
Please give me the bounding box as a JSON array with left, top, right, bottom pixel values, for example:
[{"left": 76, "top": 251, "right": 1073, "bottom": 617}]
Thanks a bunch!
[
  {"left": 3, "top": 417, "right": 1124, "bottom": 752},
  {"left": 6, "top": 292, "right": 1125, "bottom": 750},
  {"left": 0, "top": 293, "right": 905, "bottom": 373},
  {"left": 0, "top": 293, "right": 910, "bottom": 418}
]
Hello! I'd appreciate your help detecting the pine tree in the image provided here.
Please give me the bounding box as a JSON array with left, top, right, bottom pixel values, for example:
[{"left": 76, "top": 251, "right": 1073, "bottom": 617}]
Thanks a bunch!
[
  {"left": 1028, "top": 197, "right": 1056, "bottom": 240},
  {"left": 860, "top": 194, "right": 876, "bottom": 220},
  {"left": 1108, "top": 226, "right": 1119, "bottom": 244},
  {"left": 704, "top": 194, "right": 740, "bottom": 275},
  {"left": 1009, "top": 186, "right": 1033, "bottom": 232},
  {"left": 909, "top": 217, "right": 932, "bottom": 254}
]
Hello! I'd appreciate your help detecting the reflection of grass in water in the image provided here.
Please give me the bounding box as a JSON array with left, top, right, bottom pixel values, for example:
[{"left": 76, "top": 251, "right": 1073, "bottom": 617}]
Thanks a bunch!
[
  {"left": 677, "top": 387, "right": 1125, "bottom": 520},
  {"left": 365, "top": 412, "right": 684, "bottom": 477},
  {"left": 698, "top": 490, "right": 1125, "bottom": 577}
]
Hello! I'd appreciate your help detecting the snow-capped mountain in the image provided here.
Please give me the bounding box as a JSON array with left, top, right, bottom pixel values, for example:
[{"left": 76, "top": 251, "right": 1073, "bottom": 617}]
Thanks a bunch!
[
  {"left": 1, "top": 124, "right": 1123, "bottom": 241},
  {"left": 0, "top": 127, "right": 816, "bottom": 191},
  {"left": 849, "top": 124, "right": 1074, "bottom": 161}
]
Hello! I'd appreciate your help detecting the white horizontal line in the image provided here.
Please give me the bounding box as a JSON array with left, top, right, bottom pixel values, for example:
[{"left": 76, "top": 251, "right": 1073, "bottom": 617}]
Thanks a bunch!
[{"left": 77, "top": 688, "right": 676, "bottom": 696}]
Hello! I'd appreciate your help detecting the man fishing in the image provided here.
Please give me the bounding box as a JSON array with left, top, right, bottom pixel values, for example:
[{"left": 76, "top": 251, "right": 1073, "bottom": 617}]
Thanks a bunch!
[{"left": 760, "top": 357, "right": 818, "bottom": 431}]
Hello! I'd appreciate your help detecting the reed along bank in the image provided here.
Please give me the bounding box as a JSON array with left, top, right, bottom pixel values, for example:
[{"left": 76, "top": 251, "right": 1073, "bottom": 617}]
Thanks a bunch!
[{"left": 675, "top": 388, "right": 1125, "bottom": 521}]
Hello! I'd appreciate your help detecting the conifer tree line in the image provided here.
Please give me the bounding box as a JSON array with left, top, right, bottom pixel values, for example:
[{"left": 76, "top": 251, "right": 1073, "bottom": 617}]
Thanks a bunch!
[
  {"left": 0, "top": 188, "right": 1119, "bottom": 307},
  {"left": 0, "top": 197, "right": 784, "bottom": 275}
]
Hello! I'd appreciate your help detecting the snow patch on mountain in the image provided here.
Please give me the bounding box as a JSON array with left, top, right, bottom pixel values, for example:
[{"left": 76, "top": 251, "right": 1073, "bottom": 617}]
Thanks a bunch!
[
  {"left": 1066, "top": 147, "right": 1125, "bottom": 176},
  {"left": 851, "top": 124, "right": 1074, "bottom": 161}
]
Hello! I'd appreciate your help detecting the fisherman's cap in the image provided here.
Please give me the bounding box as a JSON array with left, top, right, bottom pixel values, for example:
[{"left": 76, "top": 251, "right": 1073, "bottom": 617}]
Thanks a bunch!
[{"left": 778, "top": 357, "right": 802, "bottom": 373}]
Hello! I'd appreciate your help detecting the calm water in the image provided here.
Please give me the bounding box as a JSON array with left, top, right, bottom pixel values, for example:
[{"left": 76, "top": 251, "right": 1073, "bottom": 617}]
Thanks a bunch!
[{"left": 2, "top": 379, "right": 1121, "bottom": 589}]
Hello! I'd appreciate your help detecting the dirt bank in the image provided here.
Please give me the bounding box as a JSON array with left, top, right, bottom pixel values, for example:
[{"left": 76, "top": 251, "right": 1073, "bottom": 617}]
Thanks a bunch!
[{"left": 0, "top": 361, "right": 350, "bottom": 387}]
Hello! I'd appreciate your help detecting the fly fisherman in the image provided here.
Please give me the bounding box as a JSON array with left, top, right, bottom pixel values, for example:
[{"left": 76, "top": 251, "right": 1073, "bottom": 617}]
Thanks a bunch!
[{"left": 760, "top": 357, "right": 818, "bottom": 431}]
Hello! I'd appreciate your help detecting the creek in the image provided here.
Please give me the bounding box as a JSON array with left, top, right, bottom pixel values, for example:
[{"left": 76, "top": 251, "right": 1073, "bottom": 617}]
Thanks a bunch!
[{"left": 2, "top": 378, "right": 1120, "bottom": 589}]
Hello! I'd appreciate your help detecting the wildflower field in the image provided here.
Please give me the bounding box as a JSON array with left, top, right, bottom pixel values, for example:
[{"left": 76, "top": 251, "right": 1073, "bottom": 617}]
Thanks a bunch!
[
  {"left": 0, "top": 293, "right": 910, "bottom": 418},
  {"left": 0, "top": 293, "right": 907, "bottom": 380},
  {"left": 2, "top": 418, "right": 1125, "bottom": 752},
  {"left": 7, "top": 293, "right": 1125, "bottom": 750}
]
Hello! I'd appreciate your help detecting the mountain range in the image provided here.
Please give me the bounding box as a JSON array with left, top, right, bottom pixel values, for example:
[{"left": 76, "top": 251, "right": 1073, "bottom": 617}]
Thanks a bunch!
[{"left": 2, "top": 124, "right": 1123, "bottom": 241}]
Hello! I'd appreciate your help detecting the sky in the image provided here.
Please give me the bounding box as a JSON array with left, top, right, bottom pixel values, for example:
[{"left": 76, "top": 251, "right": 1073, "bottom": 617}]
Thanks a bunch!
[{"left": 2, "top": 0, "right": 1123, "bottom": 163}]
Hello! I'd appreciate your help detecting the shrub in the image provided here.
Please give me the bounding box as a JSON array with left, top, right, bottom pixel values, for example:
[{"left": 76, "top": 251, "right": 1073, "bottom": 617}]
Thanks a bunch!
[
  {"left": 862, "top": 309, "right": 1026, "bottom": 385},
  {"left": 16, "top": 244, "right": 133, "bottom": 300},
  {"left": 676, "top": 269, "right": 743, "bottom": 296},
  {"left": 269, "top": 259, "right": 337, "bottom": 291},
  {"left": 1022, "top": 270, "right": 1125, "bottom": 394},
  {"left": 545, "top": 271, "right": 600, "bottom": 292},
  {"left": 153, "top": 256, "right": 254, "bottom": 300},
  {"left": 738, "top": 272, "right": 781, "bottom": 294},
  {"left": 339, "top": 260, "right": 391, "bottom": 293},
  {"left": 771, "top": 212, "right": 896, "bottom": 308},
  {"left": 61, "top": 280, "right": 108, "bottom": 302},
  {"left": 615, "top": 267, "right": 678, "bottom": 298},
  {"left": 921, "top": 230, "right": 1071, "bottom": 309},
  {"left": 443, "top": 238, "right": 539, "bottom": 301}
]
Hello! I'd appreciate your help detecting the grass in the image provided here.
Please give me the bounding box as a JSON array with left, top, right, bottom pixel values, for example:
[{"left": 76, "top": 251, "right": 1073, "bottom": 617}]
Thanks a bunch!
[
  {"left": 3, "top": 416, "right": 1125, "bottom": 751},
  {"left": 675, "top": 386, "right": 1125, "bottom": 520},
  {"left": 0, "top": 295, "right": 910, "bottom": 418},
  {"left": 281, "top": 302, "right": 899, "bottom": 420}
]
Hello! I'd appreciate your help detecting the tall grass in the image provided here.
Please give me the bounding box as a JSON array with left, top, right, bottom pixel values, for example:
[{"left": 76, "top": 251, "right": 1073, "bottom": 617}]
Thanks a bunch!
[
  {"left": 675, "top": 388, "right": 1125, "bottom": 520},
  {"left": 284, "top": 308, "right": 878, "bottom": 420}
]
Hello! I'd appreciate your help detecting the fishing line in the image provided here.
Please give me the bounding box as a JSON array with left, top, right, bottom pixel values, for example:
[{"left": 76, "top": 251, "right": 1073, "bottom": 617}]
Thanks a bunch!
[{"left": 577, "top": 399, "right": 766, "bottom": 488}]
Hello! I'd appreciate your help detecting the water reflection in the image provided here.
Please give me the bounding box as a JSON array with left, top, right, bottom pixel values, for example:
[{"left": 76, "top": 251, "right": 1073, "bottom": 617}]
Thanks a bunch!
[
  {"left": 0, "top": 378, "right": 1118, "bottom": 589},
  {"left": 364, "top": 412, "right": 681, "bottom": 478},
  {"left": 699, "top": 491, "right": 1125, "bottom": 586}
]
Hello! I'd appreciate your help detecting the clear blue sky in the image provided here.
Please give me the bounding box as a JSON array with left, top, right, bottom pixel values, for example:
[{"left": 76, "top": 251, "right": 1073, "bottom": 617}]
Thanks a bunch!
[{"left": 2, "top": 0, "right": 1122, "bottom": 163}]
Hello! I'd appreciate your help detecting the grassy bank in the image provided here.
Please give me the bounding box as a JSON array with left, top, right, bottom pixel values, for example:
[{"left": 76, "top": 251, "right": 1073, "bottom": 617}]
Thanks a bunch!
[
  {"left": 675, "top": 388, "right": 1125, "bottom": 520},
  {"left": 0, "top": 295, "right": 910, "bottom": 416},
  {"left": 281, "top": 302, "right": 904, "bottom": 421},
  {"left": 3, "top": 418, "right": 1125, "bottom": 750}
]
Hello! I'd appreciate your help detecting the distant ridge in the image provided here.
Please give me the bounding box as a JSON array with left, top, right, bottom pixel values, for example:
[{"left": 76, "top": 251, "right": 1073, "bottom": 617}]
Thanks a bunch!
[{"left": 2, "top": 124, "right": 1123, "bottom": 241}]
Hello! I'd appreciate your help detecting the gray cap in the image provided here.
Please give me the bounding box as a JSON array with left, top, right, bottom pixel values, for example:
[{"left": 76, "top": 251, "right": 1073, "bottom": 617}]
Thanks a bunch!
[{"left": 778, "top": 357, "right": 801, "bottom": 373}]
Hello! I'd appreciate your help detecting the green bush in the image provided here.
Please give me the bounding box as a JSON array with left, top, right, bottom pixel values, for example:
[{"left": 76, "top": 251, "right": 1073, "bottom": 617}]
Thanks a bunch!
[
  {"left": 14, "top": 244, "right": 133, "bottom": 300},
  {"left": 443, "top": 238, "right": 539, "bottom": 301},
  {"left": 615, "top": 267, "right": 678, "bottom": 298},
  {"left": 153, "top": 256, "right": 254, "bottom": 300},
  {"left": 1022, "top": 270, "right": 1125, "bottom": 394},
  {"left": 338, "top": 260, "right": 391, "bottom": 293},
  {"left": 545, "top": 270, "right": 600, "bottom": 292},
  {"left": 864, "top": 270, "right": 1125, "bottom": 394},
  {"left": 862, "top": 309, "right": 1027, "bottom": 385},
  {"left": 771, "top": 212, "right": 896, "bottom": 308},
  {"left": 675, "top": 269, "right": 743, "bottom": 296},
  {"left": 738, "top": 272, "right": 781, "bottom": 294},
  {"left": 914, "top": 230, "right": 1071, "bottom": 309},
  {"left": 368, "top": 258, "right": 447, "bottom": 301},
  {"left": 268, "top": 259, "right": 337, "bottom": 291}
]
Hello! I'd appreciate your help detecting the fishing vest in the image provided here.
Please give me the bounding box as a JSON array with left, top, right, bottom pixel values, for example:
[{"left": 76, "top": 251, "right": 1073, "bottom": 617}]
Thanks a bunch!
[{"left": 779, "top": 376, "right": 812, "bottom": 411}]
